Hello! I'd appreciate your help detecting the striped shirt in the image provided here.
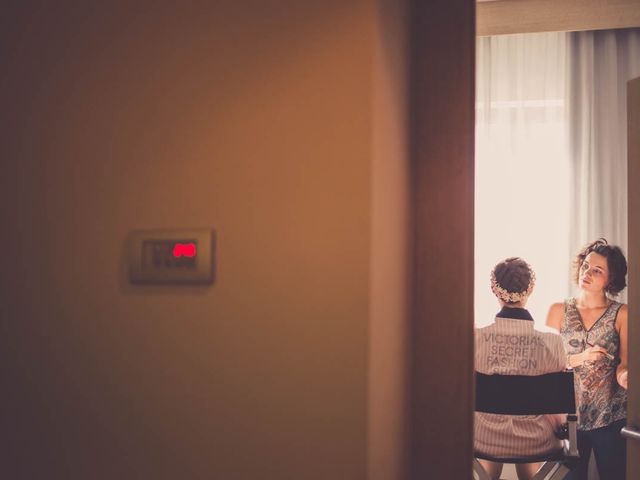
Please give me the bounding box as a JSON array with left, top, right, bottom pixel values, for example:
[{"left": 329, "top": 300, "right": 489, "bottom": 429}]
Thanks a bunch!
[{"left": 474, "top": 308, "right": 567, "bottom": 458}]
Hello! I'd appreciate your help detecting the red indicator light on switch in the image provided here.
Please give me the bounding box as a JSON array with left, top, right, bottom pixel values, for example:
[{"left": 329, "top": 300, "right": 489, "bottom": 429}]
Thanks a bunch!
[{"left": 173, "top": 243, "right": 197, "bottom": 258}]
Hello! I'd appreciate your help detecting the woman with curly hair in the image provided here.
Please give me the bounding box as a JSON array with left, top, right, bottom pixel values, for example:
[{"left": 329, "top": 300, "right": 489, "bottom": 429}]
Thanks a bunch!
[{"left": 546, "top": 238, "right": 628, "bottom": 480}]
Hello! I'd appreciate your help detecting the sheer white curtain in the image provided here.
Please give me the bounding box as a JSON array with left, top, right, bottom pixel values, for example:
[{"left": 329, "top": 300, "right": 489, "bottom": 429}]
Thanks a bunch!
[
  {"left": 475, "top": 32, "right": 571, "bottom": 327},
  {"left": 568, "top": 28, "right": 640, "bottom": 302}
]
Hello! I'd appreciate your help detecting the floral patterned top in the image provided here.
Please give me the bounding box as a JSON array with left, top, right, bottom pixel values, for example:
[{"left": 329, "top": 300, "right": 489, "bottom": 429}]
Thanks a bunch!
[{"left": 560, "top": 298, "right": 627, "bottom": 431}]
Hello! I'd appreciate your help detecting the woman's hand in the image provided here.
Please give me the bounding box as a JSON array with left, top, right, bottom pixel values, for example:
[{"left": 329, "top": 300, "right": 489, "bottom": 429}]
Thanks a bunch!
[
  {"left": 570, "top": 345, "right": 612, "bottom": 367},
  {"left": 617, "top": 369, "right": 628, "bottom": 389}
]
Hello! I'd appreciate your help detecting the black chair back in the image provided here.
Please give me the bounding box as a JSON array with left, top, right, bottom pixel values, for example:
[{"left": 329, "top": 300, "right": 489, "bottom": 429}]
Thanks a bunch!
[{"left": 475, "top": 371, "right": 576, "bottom": 415}]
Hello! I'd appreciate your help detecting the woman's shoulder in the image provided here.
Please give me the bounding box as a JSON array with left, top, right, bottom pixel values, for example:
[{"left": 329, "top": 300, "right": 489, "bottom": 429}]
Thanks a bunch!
[
  {"left": 612, "top": 301, "right": 628, "bottom": 323},
  {"left": 536, "top": 324, "right": 563, "bottom": 337},
  {"left": 612, "top": 300, "right": 627, "bottom": 311}
]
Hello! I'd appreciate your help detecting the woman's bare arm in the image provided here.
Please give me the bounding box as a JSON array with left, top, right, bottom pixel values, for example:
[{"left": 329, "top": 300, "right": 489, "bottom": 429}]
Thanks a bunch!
[
  {"left": 616, "top": 304, "right": 628, "bottom": 389},
  {"left": 546, "top": 302, "right": 564, "bottom": 331}
]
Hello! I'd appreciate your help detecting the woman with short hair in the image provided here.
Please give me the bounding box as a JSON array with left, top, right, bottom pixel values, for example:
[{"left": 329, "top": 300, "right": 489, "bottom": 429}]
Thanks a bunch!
[{"left": 476, "top": 257, "right": 567, "bottom": 480}]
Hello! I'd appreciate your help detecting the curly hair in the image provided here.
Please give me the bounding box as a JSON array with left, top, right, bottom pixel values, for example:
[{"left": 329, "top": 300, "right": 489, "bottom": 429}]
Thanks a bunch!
[{"left": 574, "top": 238, "right": 627, "bottom": 295}]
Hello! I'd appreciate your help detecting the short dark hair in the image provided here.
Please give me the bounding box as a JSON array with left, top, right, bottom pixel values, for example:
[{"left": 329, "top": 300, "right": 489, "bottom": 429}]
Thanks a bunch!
[{"left": 574, "top": 238, "right": 627, "bottom": 295}]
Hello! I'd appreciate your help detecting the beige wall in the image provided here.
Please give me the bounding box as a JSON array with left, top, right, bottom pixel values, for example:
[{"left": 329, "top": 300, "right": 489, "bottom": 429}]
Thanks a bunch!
[{"left": 0, "top": 2, "right": 411, "bottom": 479}]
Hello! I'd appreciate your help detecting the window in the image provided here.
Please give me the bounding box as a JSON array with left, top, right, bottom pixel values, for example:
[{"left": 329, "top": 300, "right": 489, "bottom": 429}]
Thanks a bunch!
[{"left": 474, "top": 33, "right": 571, "bottom": 327}]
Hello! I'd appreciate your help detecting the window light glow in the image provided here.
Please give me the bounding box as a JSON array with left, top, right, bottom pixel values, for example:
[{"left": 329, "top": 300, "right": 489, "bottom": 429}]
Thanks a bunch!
[{"left": 475, "top": 32, "right": 571, "bottom": 328}]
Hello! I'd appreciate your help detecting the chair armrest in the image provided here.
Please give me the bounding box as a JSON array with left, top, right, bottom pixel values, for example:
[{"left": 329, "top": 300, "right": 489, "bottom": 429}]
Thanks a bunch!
[
  {"left": 564, "top": 414, "right": 579, "bottom": 458},
  {"left": 555, "top": 423, "right": 569, "bottom": 439}
]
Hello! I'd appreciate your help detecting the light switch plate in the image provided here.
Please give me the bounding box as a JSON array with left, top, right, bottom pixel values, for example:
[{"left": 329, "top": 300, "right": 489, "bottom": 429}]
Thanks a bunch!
[{"left": 127, "top": 228, "right": 215, "bottom": 285}]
